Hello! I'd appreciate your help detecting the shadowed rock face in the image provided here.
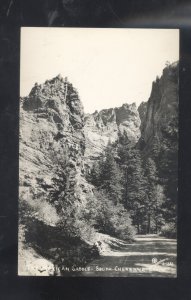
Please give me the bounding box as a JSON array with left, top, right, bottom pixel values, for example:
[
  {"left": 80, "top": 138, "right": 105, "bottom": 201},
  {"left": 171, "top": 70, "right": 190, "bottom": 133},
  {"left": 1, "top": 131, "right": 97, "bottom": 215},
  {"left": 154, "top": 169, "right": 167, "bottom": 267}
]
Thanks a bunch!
[
  {"left": 138, "top": 62, "right": 178, "bottom": 155},
  {"left": 19, "top": 62, "right": 178, "bottom": 275},
  {"left": 84, "top": 103, "right": 141, "bottom": 163},
  {"left": 138, "top": 101, "right": 147, "bottom": 131}
]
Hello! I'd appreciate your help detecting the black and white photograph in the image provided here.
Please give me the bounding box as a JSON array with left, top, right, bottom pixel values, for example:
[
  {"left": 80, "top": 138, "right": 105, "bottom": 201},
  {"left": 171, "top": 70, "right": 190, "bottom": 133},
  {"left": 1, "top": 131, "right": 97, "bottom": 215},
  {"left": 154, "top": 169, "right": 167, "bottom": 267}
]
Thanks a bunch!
[{"left": 18, "top": 27, "right": 179, "bottom": 277}]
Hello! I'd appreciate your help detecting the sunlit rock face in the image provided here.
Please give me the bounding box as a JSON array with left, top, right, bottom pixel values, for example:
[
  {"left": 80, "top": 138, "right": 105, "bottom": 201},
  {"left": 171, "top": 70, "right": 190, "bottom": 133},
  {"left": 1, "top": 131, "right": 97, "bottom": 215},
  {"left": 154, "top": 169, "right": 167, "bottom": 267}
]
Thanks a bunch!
[
  {"left": 19, "top": 74, "right": 97, "bottom": 235},
  {"left": 19, "top": 61, "right": 179, "bottom": 275},
  {"left": 20, "top": 74, "right": 142, "bottom": 212},
  {"left": 138, "top": 62, "right": 179, "bottom": 156},
  {"left": 84, "top": 103, "right": 141, "bottom": 163},
  {"left": 19, "top": 75, "right": 97, "bottom": 274}
]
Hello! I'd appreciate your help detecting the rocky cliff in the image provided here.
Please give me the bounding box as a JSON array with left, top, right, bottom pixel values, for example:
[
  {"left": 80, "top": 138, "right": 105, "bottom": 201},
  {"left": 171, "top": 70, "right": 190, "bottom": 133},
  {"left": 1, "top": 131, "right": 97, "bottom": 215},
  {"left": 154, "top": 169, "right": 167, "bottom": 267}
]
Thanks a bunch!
[
  {"left": 19, "top": 75, "right": 95, "bottom": 275},
  {"left": 84, "top": 62, "right": 178, "bottom": 166},
  {"left": 138, "top": 101, "right": 147, "bottom": 131},
  {"left": 19, "top": 75, "right": 90, "bottom": 218},
  {"left": 84, "top": 103, "right": 141, "bottom": 164},
  {"left": 138, "top": 62, "right": 178, "bottom": 156},
  {"left": 19, "top": 61, "right": 178, "bottom": 275}
]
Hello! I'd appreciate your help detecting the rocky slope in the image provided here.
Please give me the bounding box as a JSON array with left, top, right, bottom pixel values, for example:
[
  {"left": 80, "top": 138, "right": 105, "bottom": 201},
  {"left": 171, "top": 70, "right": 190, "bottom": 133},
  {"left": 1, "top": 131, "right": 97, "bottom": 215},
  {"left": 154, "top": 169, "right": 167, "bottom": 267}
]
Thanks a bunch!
[
  {"left": 84, "top": 103, "right": 141, "bottom": 165},
  {"left": 19, "top": 61, "right": 178, "bottom": 275},
  {"left": 138, "top": 62, "right": 178, "bottom": 155},
  {"left": 19, "top": 75, "right": 95, "bottom": 275},
  {"left": 19, "top": 75, "right": 90, "bottom": 218}
]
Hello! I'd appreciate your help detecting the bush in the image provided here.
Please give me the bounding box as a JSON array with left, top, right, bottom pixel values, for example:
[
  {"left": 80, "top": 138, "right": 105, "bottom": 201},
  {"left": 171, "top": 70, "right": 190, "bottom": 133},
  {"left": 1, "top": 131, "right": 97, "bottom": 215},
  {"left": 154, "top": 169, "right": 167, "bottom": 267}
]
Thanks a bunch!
[
  {"left": 160, "top": 222, "right": 176, "bottom": 238},
  {"left": 93, "top": 190, "right": 135, "bottom": 242},
  {"left": 110, "top": 206, "right": 136, "bottom": 241},
  {"left": 56, "top": 241, "right": 99, "bottom": 275}
]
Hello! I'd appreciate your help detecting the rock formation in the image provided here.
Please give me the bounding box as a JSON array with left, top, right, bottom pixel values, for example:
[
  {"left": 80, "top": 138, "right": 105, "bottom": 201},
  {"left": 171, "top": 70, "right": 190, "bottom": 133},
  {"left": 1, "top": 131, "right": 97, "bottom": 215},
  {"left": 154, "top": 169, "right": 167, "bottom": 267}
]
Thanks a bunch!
[
  {"left": 19, "top": 75, "right": 95, "bottom": 275},
  {"left": 19, "top": 61, "right": 178, "bottom": 275},
  {"left": 20, "top": 75, "right": 90, "bottom": 219},
  {"left": 138, "top": 101, "right": 147, "bottom": 131},
  {"left": 84, "top": 103, "right": 141, "bottom": 164},
  {"left": 138, "top": 62, "right": 178, "bottom": 156}
]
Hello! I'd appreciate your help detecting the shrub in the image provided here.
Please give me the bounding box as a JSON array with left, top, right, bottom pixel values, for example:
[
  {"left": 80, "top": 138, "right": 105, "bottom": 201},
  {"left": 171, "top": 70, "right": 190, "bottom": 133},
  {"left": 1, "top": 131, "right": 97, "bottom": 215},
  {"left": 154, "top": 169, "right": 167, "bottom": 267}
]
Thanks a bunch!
[
  {"left": 55, "top": 240, "right": 99, "bottom": 275},
  {"left": 160, "top": 222, "right": 176, "bottom": 238},
  {"left": 93, "top": 190, "right": 135, "bottom": 242}
]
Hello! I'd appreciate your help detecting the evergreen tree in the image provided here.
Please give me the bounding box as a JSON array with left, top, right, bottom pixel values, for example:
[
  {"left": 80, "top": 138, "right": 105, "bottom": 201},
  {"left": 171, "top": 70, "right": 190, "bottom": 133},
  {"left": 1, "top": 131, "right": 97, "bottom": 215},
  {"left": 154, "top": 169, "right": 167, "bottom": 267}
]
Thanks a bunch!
[
  {"left": 144, "top": 157, "right": 163, "bottom": 233},
  {"left": 89, "top": 160, "right": 102, "bottom": 187},
  {"left": 116, "top": 131, "right": 149, "bottom": 233},
  {"left": 158, "top": 117, "right": 178, "bottom": 223},
  {"left": 87, "top": 138, "right": 136, "bottom": 240},
  {"left": 125, "top": 149, "right": 148, "bottom": 233},
  {"left": 151, "top": 136, "right": 161, "bottom": 160},
  {"left": 152, "top": 184, "right": 165, "bottom": 233},
  {"left": 100, "top": 143, "right": 123, "bottom": 204},
  {"left": 117, "top": 131, "right": 166, "bottom": 234}
]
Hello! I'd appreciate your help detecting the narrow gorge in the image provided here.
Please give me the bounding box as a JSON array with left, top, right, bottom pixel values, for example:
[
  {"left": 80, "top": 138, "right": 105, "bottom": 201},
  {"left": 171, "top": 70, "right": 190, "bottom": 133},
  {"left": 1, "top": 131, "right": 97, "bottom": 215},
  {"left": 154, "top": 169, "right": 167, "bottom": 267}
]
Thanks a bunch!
[{"left": 19, "top": 62, "right": 178, "bottom": 276}]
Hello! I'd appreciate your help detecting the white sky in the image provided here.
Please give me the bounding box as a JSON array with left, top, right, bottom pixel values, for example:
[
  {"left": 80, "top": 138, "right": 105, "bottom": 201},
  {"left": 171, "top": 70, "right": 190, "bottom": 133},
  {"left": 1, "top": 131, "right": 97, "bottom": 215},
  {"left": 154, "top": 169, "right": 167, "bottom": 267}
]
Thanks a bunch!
[{"left": 20, "top": 28, "right": 179, "bottom": 113}]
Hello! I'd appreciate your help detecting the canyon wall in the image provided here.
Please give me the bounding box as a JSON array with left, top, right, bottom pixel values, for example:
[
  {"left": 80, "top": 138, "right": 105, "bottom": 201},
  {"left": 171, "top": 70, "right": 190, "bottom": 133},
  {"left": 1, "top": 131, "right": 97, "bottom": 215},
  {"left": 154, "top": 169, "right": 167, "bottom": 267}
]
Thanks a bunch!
[
  {"left": 138, "top": 62, "right": 178, "bottom": 156},
  {"left": 84, "top": 103, "right": 141, "bottom": 164},
  {"left": 19, "top": 61, "right": 178, "bottom": 275}
]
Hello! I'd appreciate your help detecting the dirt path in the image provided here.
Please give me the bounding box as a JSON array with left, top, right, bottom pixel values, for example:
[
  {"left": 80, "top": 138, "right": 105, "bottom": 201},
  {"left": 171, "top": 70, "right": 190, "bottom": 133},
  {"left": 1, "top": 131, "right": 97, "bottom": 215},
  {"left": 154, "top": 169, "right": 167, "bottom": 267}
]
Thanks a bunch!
[{"left": 81, "top": 234, "right": 177, "bottom": 277}]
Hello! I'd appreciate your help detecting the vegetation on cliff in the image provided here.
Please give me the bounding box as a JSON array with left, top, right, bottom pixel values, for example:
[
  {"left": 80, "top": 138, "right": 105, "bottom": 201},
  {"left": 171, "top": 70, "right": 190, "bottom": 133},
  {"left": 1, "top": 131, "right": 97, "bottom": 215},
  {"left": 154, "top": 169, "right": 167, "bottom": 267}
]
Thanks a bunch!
[{"left": 19, "top": 62, "right": 178, "bottom": 275}]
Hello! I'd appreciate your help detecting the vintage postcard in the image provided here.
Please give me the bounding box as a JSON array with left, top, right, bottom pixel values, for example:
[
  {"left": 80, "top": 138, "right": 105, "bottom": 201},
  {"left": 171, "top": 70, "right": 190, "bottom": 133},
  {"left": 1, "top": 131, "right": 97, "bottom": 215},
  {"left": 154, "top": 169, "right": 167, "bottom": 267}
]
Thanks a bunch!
[{"left": 19, "top": 28, "right": 178, "bottom": 277}]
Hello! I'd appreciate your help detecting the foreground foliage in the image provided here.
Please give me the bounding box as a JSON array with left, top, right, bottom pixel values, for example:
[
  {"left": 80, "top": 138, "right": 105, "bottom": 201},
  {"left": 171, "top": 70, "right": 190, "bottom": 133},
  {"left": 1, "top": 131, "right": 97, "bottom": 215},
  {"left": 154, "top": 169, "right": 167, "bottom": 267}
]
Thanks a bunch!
[{"left": 88, "top": 125, "right": 177, "bottom": 236}]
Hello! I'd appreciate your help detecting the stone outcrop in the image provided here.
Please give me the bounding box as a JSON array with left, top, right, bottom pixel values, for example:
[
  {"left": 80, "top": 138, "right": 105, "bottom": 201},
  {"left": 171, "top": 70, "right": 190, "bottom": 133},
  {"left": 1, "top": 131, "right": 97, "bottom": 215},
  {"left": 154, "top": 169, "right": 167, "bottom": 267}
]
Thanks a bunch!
[
  {"left": 138, "top": 101, "right": 147, "bottom": 131},
  {"left": 138, "top": 62, "right": 178, "bottom": 155},
  {"left": 19, "top": 75, "right": 90, "bottom": 218},
  {"left": 84, "top": 103, "right": 141, "bottom": 164},
  {"left": 19, "top": 75, "right": 95, "bottom": 275},
  {"left": 19, "top": 61, "right": 178, "bottom": 275}
]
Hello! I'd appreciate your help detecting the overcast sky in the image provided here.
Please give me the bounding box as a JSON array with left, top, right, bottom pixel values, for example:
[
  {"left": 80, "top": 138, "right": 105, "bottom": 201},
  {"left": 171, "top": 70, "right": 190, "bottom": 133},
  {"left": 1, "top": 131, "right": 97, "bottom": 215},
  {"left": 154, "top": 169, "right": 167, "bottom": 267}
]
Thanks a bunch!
[{"left": 20, "top": 28, "right": 179, "bottom": 113}]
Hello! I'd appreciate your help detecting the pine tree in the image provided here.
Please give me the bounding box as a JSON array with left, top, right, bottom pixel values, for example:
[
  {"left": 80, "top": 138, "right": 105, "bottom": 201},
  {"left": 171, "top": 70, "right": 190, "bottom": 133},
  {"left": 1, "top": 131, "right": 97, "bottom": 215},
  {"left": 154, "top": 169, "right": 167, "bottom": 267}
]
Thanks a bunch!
[
  {"left": 152, "top": 184, "right": 165, "bottom": 233},
  {"left": 151, "top": 136, "right": 161, "bottom": 160},
  {"left": 86, "top": 139, "right": 136, "bottom": 240},
  {"left": 89, "top": 160, "right": 102, "bottom": 187},
  {"left": 144, "top": 157, "right": 159, "bottom": 233},
  {"left": 100, "top": 143, "right": 123, "bottom": 204},
  {"left": 125, "top": 149, "right": 148, "bottom": 233},
  {"left": 158, "top": 117, "right": 178, "bottom": 223},
  {"left": 47, "top": 145, "right": 80, "bottom": 237},
  {"left": 117, "top": 132, "right": 149, "bottom": 233}
]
